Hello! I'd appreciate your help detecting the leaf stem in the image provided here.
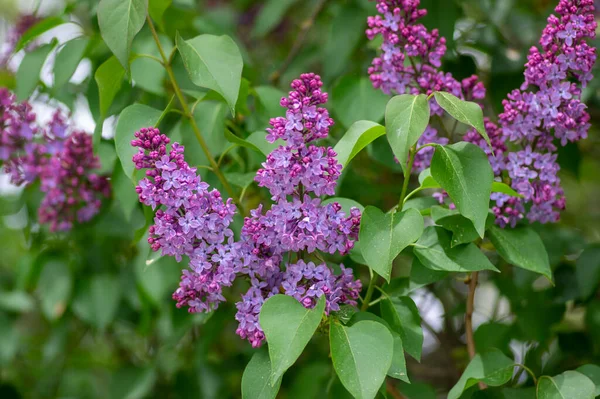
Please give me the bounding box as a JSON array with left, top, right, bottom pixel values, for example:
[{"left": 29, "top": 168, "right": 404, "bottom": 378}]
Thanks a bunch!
[
  {"left": 146, "top": 15, "right": 244, "bottom": 215},
  {"left": 514, "top": 363, "right": 538, "bottom": 385},
  {"left": 361, "top": 268, "right": 378, "bottom": 311},
  {"left": 269, "top": 0, "right": 327, "bottom": 84}
]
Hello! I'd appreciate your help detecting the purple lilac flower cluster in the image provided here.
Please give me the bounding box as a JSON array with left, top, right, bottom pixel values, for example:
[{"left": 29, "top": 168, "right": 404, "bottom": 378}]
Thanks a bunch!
[
  {"left": 465, "top": 0, "right": 596, "bottom": 226},
  {"left": 366, "top": 0, "right": 486, "bottom": 172},
  {"left": 131, "top": 127, "right": 245, "bottom": 313},
  {"left": 235, "top": 73, "right": 362, "bottom": 347},
  {"left": 0, "top": 88, "right": 110, "bottom": 231}
]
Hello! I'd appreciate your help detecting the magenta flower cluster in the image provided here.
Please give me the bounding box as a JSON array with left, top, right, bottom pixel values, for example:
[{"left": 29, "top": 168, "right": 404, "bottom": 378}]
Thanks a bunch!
[
  {"left": 0, "top": 89, "right": 110, "bottom": 231},
  {"left": 0, "top": 14, "right": 40, "bottom": 66},
  {"left": 131, "top": 74, "right": 362, "bottom": 348},
  {"left": 366, "top": 0, "right": 486, "bottom": 172}
]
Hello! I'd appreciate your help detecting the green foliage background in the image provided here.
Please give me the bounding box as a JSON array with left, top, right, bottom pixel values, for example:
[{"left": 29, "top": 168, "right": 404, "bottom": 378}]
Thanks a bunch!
[{"left": 1, "top": 0, "right": 600, "bottom": 398}]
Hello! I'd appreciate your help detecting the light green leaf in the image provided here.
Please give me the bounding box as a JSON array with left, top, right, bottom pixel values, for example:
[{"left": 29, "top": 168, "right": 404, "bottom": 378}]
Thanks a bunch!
[
  {"left": 576, "top": 245, "right": 600, "bottom": 300},
  {"left": 95, "top": 56, "right": 126, "bottom": 118},
  {"left": 380, "top": 296, "right": 423, "bottom": 361},
  {"left": 536, "top": 371, "right": 596, "bottom": 399},
  {"left": 72, "top": 274, "right": 121, "bottom": 330},
  {"left": 576, "top": 364, "right": 600, "bottom": 397},
  {"left": 53, "top": 37, "right": 89, "bottom": 89},
  {"left": 433, "top": 91, "right": 491, "bottom": 149},
  {"left": 114, "top": 104, "right": 163, "bottom": 182},
  {"left": 176, "top": 33, "right": 243, "bottom": 115},
  {"left": 359, "top": 206, "right": 424, "bottom": 282},
  {"left": 246, "top": 131, "right": 282, "bottom": 157},
  {"left": 259, "top": 295, "right": 325, "bottom": 384},
  {"left": 37, "top": 259, "right": 72, "bottom": 321},
  {"left": 330, "top": 320, "right": 393, "bottom": 399},
  {"left": 179, "top": 101, "right": 229, "bottom": 166},
  {"left": 251, "top": 0, "right": 298, "bottom": 38},
  {"left": 0, "top": 291, "right": 35, "bottom": 313},
  {"left": 388, "top": 332, "right": 409, "bottom": 382},
  {"left": 148, "top": 0, "right": 172, "bottom": 29},
  {"left": 333, "top": 121, "right": 385, "bottom": 169},
  {"left": 448, "top": 349, "right": 515, "bottom": 399},
  {"left": 321, "top": 198, "right": 364, "bottom": 215},
  {"left": 488, "top": 226, "right": 552, "bottom": 280},
  {"left": 254, "top": 86, "right": 287, "bottom": 119},
  {"left": 16, "top": 41, "right": 55, "bottom": 101},
  {"left": 224, "top": 129, "right": 262, "bottom": 154},
  {"left": 385, "top": 94, "right": 430, "bottom": 172},
  {"left": 332, "top": 77, "right": 388, "bottom": 128},
  {"left": 492, "top": 182, "right": 523, "bottom": 198},
  {"left": 413, "top": 227, "right": 498, "bottom": 273},
  {"left": 14, "top": 16, "right": 66, "bottom": 53},
  {"left": 242, "top": 348, "right": 282, "bottom": 399},
  {"left": 98, "top": 0, "right": 147, "bottom": 72},
  {"left": 430, "top": 142, "right": 493, "bottom": 237}
]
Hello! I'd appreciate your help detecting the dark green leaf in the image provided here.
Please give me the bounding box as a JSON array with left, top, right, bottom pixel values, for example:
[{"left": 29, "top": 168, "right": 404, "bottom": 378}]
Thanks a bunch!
[
  {"left": 148, "top": 0, "right": 172, "bottom": 29},
  {"left": 14, "top": 16, "right": 65, "bottom": 53},
  {"left": 114, "top": 104, "right": 163, "bottom": 182},
  {"left": 16, "top": 41, "right": 55, "bottom": 101},
  {"left": 72, "top": 274, "right": 121, "bottom": 330},
  {"left": 576, "top": 245, "right": 600, "bottom": 300},
  {"left": 432, "top": 207, "right": 493, "bottom": 247},
  {"left": 385, "top": 94, "right": 430, "bottom": 172},
  {"left": 110, "top": 367, "right": 156, "bottom": 399},
  {"left": 536, "top": 371, "right": 596, "bottom": 399},
  {"left": 259, "top": 295, "right": 325, "bottom": 384},
  {"left": 430, "top": 142, "right": 493, "bottom": 237},
  {"left": 37, "top": 259, "right": 72, "bottom": 321},
  {"left": 332, "top": 77, "right": 388, "bottom": 128},
  {"left": 98, "top": 0, "right": 148, "bottom": 71},
  {"left": 330, "top": 320, "right": 394, "bottom": 399},
  {"left": 179, "top": 101, "right": 229, "bottom": 166},
  {"left": 176, "top": 33, "right": 243, "bottom": 115},
  {"left": 413, "top": 227, "right": 498, "bottom": 272},
  {"left": 242, "top": 348, "right": 282, "bottom": 399},
  {"left": 488, "top": 225, "right": 552, "bottom": 280},
  {"left": 95, "top": 56, "right": 126, "bottom": 118},
  {"left": 380, "top": 296, "right": 423, "bottom": 361},
  {"left": 251, "top": 0, "right": 298, "bottom": 38},
  {"left": 53, "top": 37, "right": 89, "bottom": 89},
  {"left": 433, "top": 91, "right": 491, "bottom": 149},
  {"left": 359, "top": 206, "right": 424, "bottom": 282},
  {"left": 448, "top": 349, "right": 515, "bottom": 399},
  {"left": 334, "top": 121, "right": 385, "bottom": 169}
]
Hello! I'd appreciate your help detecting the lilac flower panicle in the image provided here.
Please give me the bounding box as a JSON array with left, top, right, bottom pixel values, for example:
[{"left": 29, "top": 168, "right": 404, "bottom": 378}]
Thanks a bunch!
[
  {"left": 132, "top": 127, "right": 244, "bottom": 313},
  {"left": 234, "top": 74, "right": 362, "bottom": 347},
  {"left": 0, "top": 89, "right": 110, "bottom": 231}
]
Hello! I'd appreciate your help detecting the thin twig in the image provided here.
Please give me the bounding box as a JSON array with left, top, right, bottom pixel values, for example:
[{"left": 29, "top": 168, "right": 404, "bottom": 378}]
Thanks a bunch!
[
  {"left": 386, "top": 379, "right": 406, "bottom": 399},
  {"left": 465, "top": 271, "right": 486, "bottom": 390},
  {"left": 269, "top": 0, "right": 327, "bottom": 84}
]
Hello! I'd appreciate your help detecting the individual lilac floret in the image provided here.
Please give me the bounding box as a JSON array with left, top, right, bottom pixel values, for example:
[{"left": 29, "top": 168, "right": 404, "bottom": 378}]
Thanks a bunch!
[
  {"left": 282, "top": 260, "right": 362, "bottom": 313},
  {"left": 132, "top": 127, "right": 243, "bottom": 312}
]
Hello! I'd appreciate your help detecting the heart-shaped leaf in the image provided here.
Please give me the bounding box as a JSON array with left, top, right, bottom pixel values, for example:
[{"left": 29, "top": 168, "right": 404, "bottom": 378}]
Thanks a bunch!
[
  {"left": 259, "top": 295, "right": 325, "bottom": 384},
  {"left": 333, "top": 121, "right": 385, "bottom": 169},
  {"left": 330, "top": 320, "right": 393, "bottom": 399},
  {"left": 536, "top": 370, "right": 596, "bottom": 399},
  {"left": 359, "top": 206, "right": 424, "bottom": 282},
  {"left": 430, "top": 142, "right": 493, "bottom": 237},
  {"left": 242, "top": 348, "right": 282, "bottom": 399},
  {"left": 385, "top": 94, "right": 430, "bottom": 172}
]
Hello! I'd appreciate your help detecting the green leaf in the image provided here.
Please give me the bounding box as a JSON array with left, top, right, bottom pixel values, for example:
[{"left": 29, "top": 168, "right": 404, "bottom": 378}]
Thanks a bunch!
[
  {"left": 131, "top": 33, "right": 172, "bottom": 96},
  {"left": 98, "top": 0, "right": 147, "bottom": 72},
  {"left": 380, "top": 296, "right": 423, "bottom": 361},
  {"left": 413, "top": 227, "right": 498, "bottom": 273},
  {"left": 179, "top": 101, "right": 229, "bottom": 166},
  {"left": 0, "top": 291, "right": 35, "bottom": 313},
  {"left": 430, "top": 142, "right": 493, "bottom": 237},
  {"left": 110, "top": 367, "right": 157, "bottom": 399},
  {"left": 333, "top": 121, "right": 386, "bottom": 169},
  {"left": 576, "top": 364, "right": 600, "bottom": 397},
  {"left": 13, "top": 16, "right": 66, "bottom": 53},
  {"left": 16, "top": 41, "right": 55, "bottom": 101},
  {"left": 332, "top": 77, "right": 388, "bottom": 128},
  {"left": 176, "top": 33, "right": 243, "bottom": 115},
  {"left": 53, "top": 37, "right": 89, "bottom": 89},
  {"left": 433, "top": 91, "right": 491, "bottom": 149},
  {"left": 388, "top": 332, "right": 409, "bottom": 382},
  {"left": 37, "top": 259, "right": 72, "bottom": 321},
  {"left": 224, "top": 129, "right": 262, "bottom": 154},
  {"left": 576, "top": 245, "right": 600, "bottom": 300},
  {"left": 321, "top": 198, "right": 364, "bottom": 215},
  {"left": 246, "top": 131, "right": 281, "bottom": 156},
  {"left": 382, "top": 258, "right": 448, "bottom": 297},
  {"left": 72, "top": 274, "right": 121, "bottom": 330},
  {"left": 259, "top": 295, "right": 325, "bottom": 384},
  {"left": 385, "top": 94, "right": 430, "bottom": 172},
  {"left": 330, "top": 320, "right": 394, "bottom": 399},
  {"left": 488, "top": 225, "right": 552, "bottom": 280},
  {"left": 398, "top": 381, "right": 438, "bottom": 399},
  {"left": 536, "top": 371, "right": 596, "bottom": 399},
  {"left": 251, "top": 0, "right": 298, "bottom": 38},
  {"left": 254, "top": 86, "right": 287, "bottom": 119},
  {"left": 148, "top": 0, "right": 172, "bottom": 29},
  {"left": 95, "top": 56, "right": 126, "bottom": 118},
  {"left": 359, "top": 206, "right": 424, "bottom": 282},
  {"left": 432, "top": 206, "right": 493, "bottom": 247},
  {"left": 114, "top": 104, "right": 163, "bottom": 182},
  {"left": 492, "top": 182, "right": 523, "bottom": 198},
  {"left": 447, "top": 349, "right": 515, "bottom": 399},
  {"left": 242, "top": 348, "right": 282, "bottom": 399}
]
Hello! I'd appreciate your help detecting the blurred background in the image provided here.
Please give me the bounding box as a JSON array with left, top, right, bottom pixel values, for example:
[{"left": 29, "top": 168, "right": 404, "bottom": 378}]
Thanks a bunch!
[{"left": 0, "top": 0, "right": 599, "bottom": 398}]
